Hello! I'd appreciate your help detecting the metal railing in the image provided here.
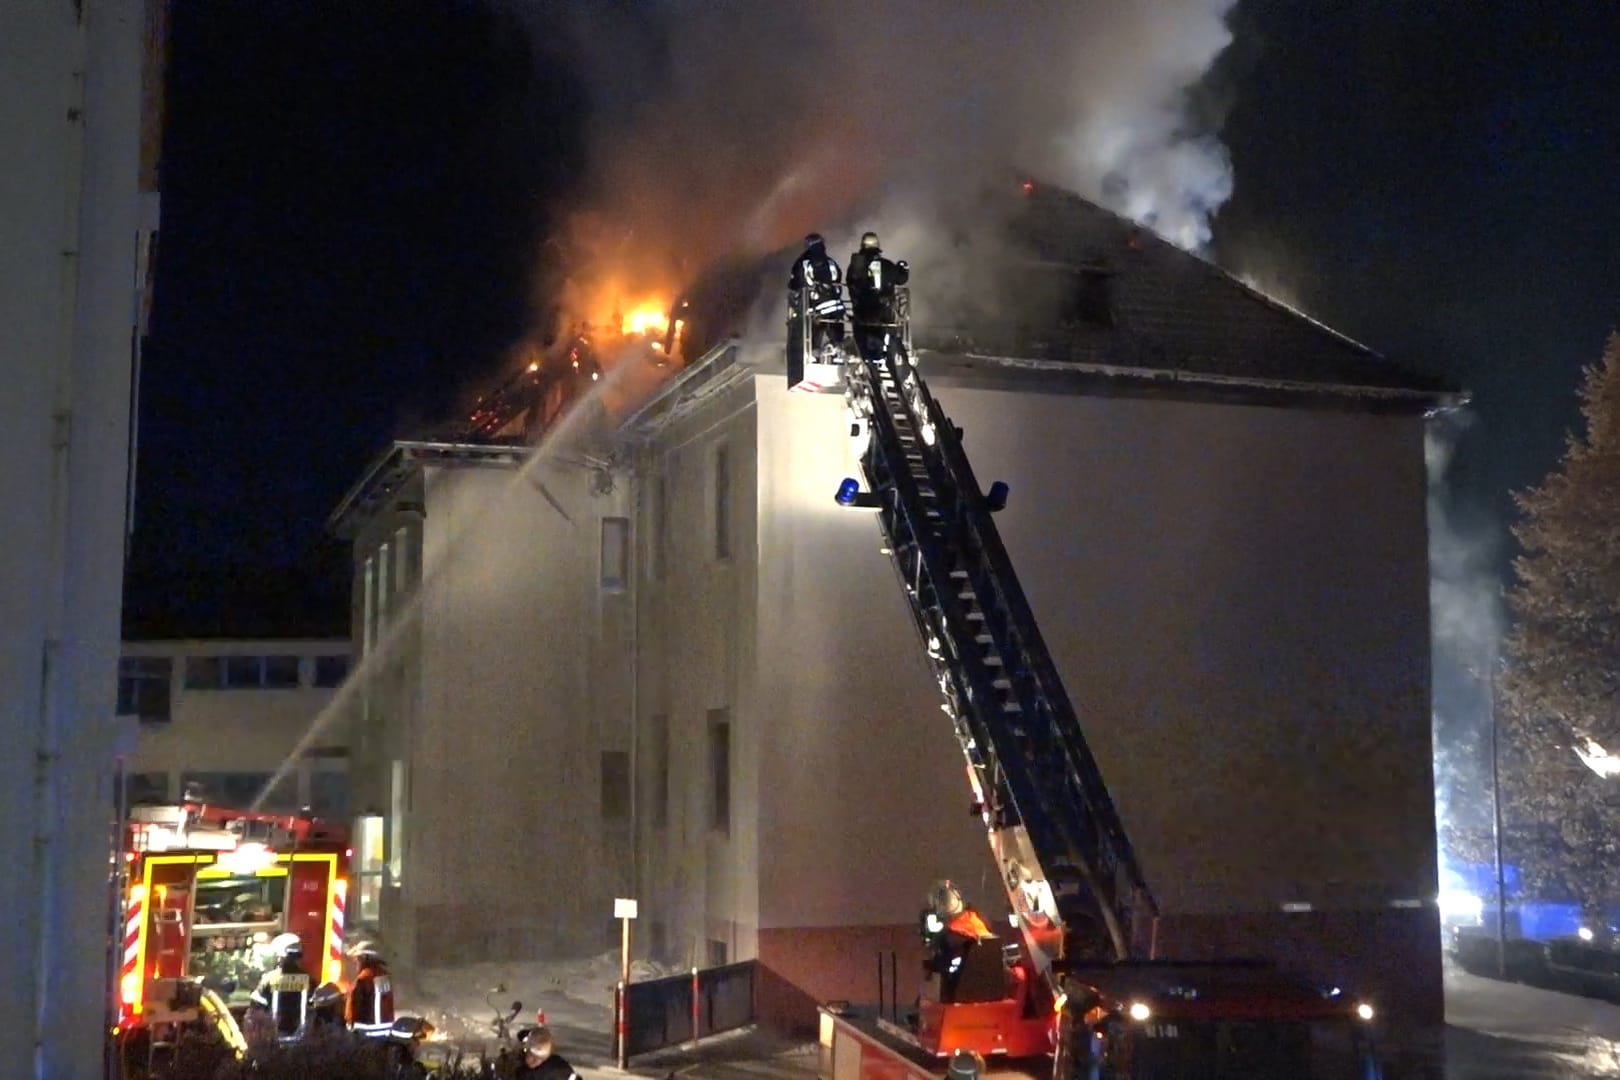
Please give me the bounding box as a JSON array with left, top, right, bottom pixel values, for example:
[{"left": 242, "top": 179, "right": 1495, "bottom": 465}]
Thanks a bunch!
[{"left": 616, "top": 960, "right": 757, "bottom": 1061}]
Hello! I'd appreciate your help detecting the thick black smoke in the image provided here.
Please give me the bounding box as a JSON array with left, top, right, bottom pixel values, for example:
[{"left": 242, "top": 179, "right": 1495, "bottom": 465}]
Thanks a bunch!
[{"left": 508, "top": 1, "right": 1239, "bottom": 329}]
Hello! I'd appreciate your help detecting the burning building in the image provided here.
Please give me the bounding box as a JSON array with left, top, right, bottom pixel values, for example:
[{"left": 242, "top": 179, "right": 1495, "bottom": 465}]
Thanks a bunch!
[{"left": 332, "top": 181, "right": 1460, "bottom": 1049}]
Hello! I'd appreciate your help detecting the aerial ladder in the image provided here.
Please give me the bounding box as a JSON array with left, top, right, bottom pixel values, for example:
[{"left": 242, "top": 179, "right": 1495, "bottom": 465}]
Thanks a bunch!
[{"left": 788, "top": 270, "right": 1383, "bottom": 1079}]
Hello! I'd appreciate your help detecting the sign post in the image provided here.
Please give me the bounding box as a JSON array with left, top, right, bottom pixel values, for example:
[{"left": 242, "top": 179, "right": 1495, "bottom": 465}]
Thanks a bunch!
[{"left": 614, "top": 898, "right": 637, "bottom": 1069}]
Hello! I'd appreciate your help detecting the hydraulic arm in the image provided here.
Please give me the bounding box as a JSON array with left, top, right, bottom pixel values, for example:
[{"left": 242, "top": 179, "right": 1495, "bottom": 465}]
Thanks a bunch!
[{"left": 803, "top": 286, "right": 1158, "bottom": 988}]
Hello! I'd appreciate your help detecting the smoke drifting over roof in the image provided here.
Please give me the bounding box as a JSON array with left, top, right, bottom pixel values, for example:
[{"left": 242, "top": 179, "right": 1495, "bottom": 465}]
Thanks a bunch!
[{"left": 513, "top": 0, "right": 1238, "bottom": 331}]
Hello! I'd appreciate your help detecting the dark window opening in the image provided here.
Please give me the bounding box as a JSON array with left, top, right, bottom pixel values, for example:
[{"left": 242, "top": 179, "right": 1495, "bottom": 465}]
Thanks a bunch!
[
  {"left": 1061, "top": 268, "right": 1114, "bottom": 329},
  {"left": 708, "top": 709, "right": 730, "bottom": 835},
  {"left": 117, "top": 657, "right": 172, "bottom": 722},
  {"left": 652, "top": 713, "right": 670, "bottom": 829},
  {"left": 601, "top": 750, "right": 630, "bottom": 821},
  {"left": 313, "top": 654, "right": 350, "bottom": 688},
  {"left": 714, "top": 445, "right": 731, "bottom": 560},
  {"left": 707, "top": 939, "right": 728, "bottom": 967},
  {"left": 601, "top": 517, "right": 630, "bottom": 592}
]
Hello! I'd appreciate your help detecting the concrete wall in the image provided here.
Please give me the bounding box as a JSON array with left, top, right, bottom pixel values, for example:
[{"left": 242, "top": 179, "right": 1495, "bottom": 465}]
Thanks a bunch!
[
  {"left": 747, "top": 367, "right": 1439, "bottom": 1027},
  {"left": 120, "top": 639, "right": 350, "bottom": 807},
  {"left": 389, "top": 453, "right": 634, "bottom": 966},
  {"left": 633, "top": 377, "right": 762, "bottom": 969},
  {"left": 0, "top": 2, "right": 146, "bottom": 1073}
]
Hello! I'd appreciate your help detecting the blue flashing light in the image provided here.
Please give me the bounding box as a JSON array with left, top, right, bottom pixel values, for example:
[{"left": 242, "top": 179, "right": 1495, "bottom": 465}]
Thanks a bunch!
[
  {"left": 987, "top": 481, "right": 1010, "bottom": 512},
  {"left": 836, "top": 478, "right": 861, "bottom": 506}
]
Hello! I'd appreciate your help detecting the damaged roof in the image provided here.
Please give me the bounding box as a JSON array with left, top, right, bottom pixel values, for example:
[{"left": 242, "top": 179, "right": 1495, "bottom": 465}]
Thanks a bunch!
[
  {"left": 930, "top": 180, "right": 1461, "bottom": 409},
  {"left": 675, "top": 178, "right": 1463, "bottom": 413}
]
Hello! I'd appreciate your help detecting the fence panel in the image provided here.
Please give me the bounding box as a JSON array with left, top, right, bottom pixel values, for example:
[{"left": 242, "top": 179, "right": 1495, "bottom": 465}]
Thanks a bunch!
[{"left": 623, "top": 960, "right": 756, "bottom": 1059}]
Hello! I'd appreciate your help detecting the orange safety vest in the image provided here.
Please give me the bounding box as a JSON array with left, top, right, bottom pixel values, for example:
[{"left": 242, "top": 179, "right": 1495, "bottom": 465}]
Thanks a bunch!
[{"left": 948, "top": 908, "right": 994, "bottom": 940}]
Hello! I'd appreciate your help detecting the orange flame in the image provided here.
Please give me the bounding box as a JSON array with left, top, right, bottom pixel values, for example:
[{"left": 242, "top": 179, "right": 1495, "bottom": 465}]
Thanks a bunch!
[{"left": 621, "top": 301, "right": 670, "bottom": 338}]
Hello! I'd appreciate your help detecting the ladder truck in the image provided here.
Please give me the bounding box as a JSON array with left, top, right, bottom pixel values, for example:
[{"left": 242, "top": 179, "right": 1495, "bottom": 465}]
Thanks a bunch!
[{"left": 788, "top": 276, "right": 1385, "bottom": 1079}]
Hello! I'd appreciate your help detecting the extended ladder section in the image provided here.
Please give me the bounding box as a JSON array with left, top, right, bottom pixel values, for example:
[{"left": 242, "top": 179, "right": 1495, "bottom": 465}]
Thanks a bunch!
[{"left": 813, "top": 287, "right": 1158, "bottom": 979}]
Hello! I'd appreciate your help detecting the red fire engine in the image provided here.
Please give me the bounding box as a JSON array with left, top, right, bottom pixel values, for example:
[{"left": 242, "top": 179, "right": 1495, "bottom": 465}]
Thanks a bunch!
[{"left": 114, "top": 802, "right": 351, "bottom": 1046}]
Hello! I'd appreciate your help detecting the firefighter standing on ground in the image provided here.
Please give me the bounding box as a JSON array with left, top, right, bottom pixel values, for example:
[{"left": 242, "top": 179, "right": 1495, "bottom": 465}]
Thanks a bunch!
[
  {"left": 345, "top": 942, "right": 396, "bottom": 1037},
  {"left": 514, "top": 1025, "right": 580, "bottom": 1080},
  {"left": 789, "top": 232, "right": 847, "bottom": 357},
  {"left": 249, "top": 933, "right": 314, "bottom": 1039},
  {"left": 847, "top": 231, "right": 910, "bottom": 359}
]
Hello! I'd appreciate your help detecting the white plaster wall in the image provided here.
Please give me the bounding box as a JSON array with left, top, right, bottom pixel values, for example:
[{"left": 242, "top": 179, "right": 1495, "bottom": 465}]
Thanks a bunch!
[
  {"left": 633, "top": 380, "right": 762, "bottom": 966},
  {"left": 0, "top": 2, "right": 144, "bottom": 1072},
  {"left": 751, "top": 369, "right": 1434, "bottom": 926},
  {"left": 123, "top": 640, "right": 350, "bottom": 793},
  {"left": 408, "top": 457, "right": 634, "bottom": 960}
]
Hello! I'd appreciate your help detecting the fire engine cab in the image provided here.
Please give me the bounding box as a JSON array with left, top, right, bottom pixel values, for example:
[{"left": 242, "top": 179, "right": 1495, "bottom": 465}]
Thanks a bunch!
[{"left": 114, "top": 801, "right": 351, "bottom": 1064}]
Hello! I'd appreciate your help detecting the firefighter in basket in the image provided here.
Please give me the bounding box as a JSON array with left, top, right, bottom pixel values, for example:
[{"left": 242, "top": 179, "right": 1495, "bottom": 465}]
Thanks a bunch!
[
  {"left": 789, "top": 232, "right": 848, "bottom": 360},
  {"left": 847, "top": 231, "right": 909, "bottom": 361},
  {"left": 922, "top": 880, "right": 996, "bottom": 998}
]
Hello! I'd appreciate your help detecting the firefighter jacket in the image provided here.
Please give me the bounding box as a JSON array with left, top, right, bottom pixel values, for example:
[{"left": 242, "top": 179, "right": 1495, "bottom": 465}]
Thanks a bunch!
[
  {"left": 848, "top": 254, "right": 909, "bottom": 324},
  {"left": 515, "top": 1053, "right": 581, "bottom": 1080},
  {"left": 250, "top": 960, "right": 313, "bottom": 1038},
  {"left": 346, "top": 962, "right": 396, "bottom": 1033},
  {"left": 789, "top": 244, "right": 842, "bottom": 291}
]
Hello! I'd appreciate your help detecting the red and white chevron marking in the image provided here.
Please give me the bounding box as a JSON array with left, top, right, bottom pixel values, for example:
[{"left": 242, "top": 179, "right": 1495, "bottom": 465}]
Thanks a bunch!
[{"left": 328, "top": 879, "right": 347, "bottom": 979}]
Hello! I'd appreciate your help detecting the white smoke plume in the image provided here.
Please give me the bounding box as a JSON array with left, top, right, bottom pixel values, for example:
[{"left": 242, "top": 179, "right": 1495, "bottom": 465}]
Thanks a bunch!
[
  {"left": 1426, "top": 414, "right": 1504, "bottom": 905},
  {"left": 509, "top": 0, "right": 1239, "bottom": 329}
]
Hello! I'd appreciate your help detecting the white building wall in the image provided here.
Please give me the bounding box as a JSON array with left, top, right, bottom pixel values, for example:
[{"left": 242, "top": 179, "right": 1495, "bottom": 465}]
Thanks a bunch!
[
  {"left": 745, "top": 366, "right": 1437, "bottom": 1026},
  {"left": 634, "top": 379, "right": 762, "bottom": 967},
  {"left": 0, "top": 2, "right": 145, "bottom": 1073},
  {"left": 120, "top": 639, "right": 352, "bottom": 809},
  {"left": 750, "top": 369, "right": 1434, "bottom": 910},
  {"left": 382, "top": 454, "right": 634, "bottom": 965}
]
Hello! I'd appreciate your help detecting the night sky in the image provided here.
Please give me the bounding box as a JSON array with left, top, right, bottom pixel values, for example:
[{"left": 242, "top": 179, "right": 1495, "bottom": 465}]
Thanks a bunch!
[{"left": 127, "top": 2, "right": 1620, "bottom": 638}]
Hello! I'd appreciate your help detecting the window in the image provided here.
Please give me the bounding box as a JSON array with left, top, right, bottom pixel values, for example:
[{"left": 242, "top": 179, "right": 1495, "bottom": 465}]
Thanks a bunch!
[
  {"left": 362, "top": 555, "right": 376, "bottom": 654},
  {"left": 651, "top": 713, "right": 669, "bottom": 829},
  {"left": 707, "top": 939, "right": 729, "bottom": 967},
  {"left": 117, "top": 656, "right": 172, "bottom": 722},
  {"left": 189, "top": 655, "right": 303, "bottom": 690},
  {"left": 651, "top": 475, "right": 668, "bottom": 581},
  {"left": 1060, "top": 267, "right": 1114, "bottom": 329},
  {"left": 601, "top": 750, "right": 630, "bottom": 821},
  {"left": 601, "top": 517, "right": 629, "bottom": 593},
  {"left": 124, "top": 771, "right": 170, "bottom": 806},
  {"left": 378, "top": 541, "right": 392, "bottom": 626},
  {"left": 184, "top": 656, "right": 224, "bottom": 690},
  {"left": 181, "top": 771, "right": 296, "bottom": 812},
  {"left": 313, "top": 654, "right": 350, "bottom": 688},
  {"left": 708, "top": 709, "right": 730, "bottom": 835},
  {"left": 393, "top": 526, "right": 411, "bottom": 593},
  {"left": 389, "top": 760, "right": 407, "bottom": 885},
  {"left": 309, "top": 770, "right": 348, "bottom": 817},
  {"left": 713, "top": 444, "right": 731, "bottom": 560},
  {"left": 262, "top": 655, "right": 301, "bottom": 688},
  {"left": 354, "top": 814, "right": 386, "bottom": 922}
]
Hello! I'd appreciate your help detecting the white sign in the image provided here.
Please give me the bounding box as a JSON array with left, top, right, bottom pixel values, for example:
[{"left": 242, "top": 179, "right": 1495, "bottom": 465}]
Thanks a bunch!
[{"left": 614, "top": 897, "right": 638, "bottom": 920}]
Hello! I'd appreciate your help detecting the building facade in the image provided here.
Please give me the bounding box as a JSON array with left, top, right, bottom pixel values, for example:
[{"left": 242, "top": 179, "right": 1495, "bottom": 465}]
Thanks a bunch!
[
  {"left": 116, "top": 639, "right": 352, "bottom": 814},
  {"left": 0, "top": 2, "right": 163, "bottom": 1072},
  {"left": 337, "top": 187, "right": 1457, "bottom": 1048}
]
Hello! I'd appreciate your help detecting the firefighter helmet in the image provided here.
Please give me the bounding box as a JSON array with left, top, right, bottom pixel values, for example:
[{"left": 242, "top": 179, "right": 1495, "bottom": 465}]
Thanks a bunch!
[
  {"left": 860, "top": 231, "right": 880, "bottom": 251},
  {"left": 947, "top": 1048, "right": 985, "bottom": 1079},
  {"left": 522, "top": 1024, "right": 554, "bottom": 1061},
  {"left": 804, "top": 233, "right": 825, "bottom": 248},
  {"left": 928, "top": 880, "right": 965, "bottom": 917},
  {"left": 269, "top": 932, "right": 302, "bottom": 960},
  {"left": 349, "top": 939, "right": 384, "bottom": 964}
]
